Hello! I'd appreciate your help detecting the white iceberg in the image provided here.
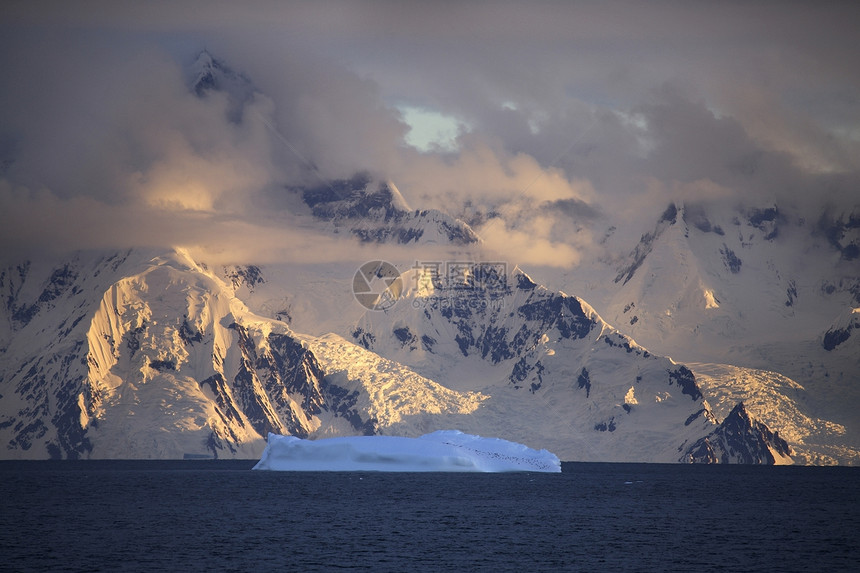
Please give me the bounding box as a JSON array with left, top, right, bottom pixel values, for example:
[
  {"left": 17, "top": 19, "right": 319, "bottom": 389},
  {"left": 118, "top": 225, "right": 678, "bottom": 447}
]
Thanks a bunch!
[{"left": 252, "top": 430, "right": 561, "bottom": 472}]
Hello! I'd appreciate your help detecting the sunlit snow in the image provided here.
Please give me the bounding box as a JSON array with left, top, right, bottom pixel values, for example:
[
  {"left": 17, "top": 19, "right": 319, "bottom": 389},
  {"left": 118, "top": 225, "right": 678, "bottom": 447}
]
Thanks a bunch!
[{"left": 253, "top": 430, "right": 562, "bottom": 472}]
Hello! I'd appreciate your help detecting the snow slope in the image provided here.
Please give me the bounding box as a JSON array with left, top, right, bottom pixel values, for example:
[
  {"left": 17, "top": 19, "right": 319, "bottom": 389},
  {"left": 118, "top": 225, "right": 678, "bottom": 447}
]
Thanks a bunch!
[
  {"left": 690, "top": 362, "right": 856, "bottom": 465},
  {"left": 0, "top": 249, "right": 485, "bottom": 459},
  {"left": 352, "top": 265, "right": 792, "bottom": 463},
  {"left": 551, "top": 201, "right": 860, "bottom": 463}
]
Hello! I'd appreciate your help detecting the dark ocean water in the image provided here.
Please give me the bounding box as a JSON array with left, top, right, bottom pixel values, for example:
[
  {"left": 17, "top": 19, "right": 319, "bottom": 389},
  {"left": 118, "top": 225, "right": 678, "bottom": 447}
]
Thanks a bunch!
[{"left": 1, "top": 461, "right": 858, "bottom": 572}]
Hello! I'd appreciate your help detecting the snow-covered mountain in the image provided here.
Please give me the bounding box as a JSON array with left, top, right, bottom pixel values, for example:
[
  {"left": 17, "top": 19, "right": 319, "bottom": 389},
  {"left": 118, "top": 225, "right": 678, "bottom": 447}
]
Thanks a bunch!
[
  {"left": 581, "top": 202, "right": 860, "bottom": 365},
  {"left": 191, "top": 51, "right": 479, "bottom": 248},
  {"left": 189, "top": 49, "right": 258, "bottom": 123},
  {"left": 0, "top": 249, "right": 491, "bottom": 459},
  {"left": 551, "top": 200, "right": 860, "bottom": 463},
  {"left": 0, "top": 247, "right": 794, "bottom": 462},
  {"left": 295, "top": 171, "right": 480, "bottom": 246},
  {"left": 1, "top": 51, "right": 854, "bottom": 464},
  {"left": 351, "top": 263, "right": 793, "bottom": 463}
]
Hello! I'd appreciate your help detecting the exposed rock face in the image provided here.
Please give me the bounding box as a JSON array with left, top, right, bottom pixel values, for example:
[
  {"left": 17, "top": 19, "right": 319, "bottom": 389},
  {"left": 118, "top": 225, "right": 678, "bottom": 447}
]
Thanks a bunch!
[
  {"left": 297, "top": 172, "right": 480, "bottom": 245},
  {"left": 352, "top": 264, "right": 791, "bottom": 463},
  {"left": 684, "top": 403, "right": 792, "bottom": 464}
]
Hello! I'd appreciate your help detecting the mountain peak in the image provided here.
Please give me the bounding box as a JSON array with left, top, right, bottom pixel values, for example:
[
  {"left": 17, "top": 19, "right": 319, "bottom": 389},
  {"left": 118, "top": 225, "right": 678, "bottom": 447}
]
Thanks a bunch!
[
  {"left": 187, "top": 50, "right": 257, "bottom": 123},
  {"left": 385, "top": 180, "right": 412, "bottom": 212},
  {"left": 615, "top": 202, "right": 685, "bottom": 285},
  {"left": 189, "top": 50, "right": 222, "bottom": 96},
  {"left": 297, "top": 172, "right": 479, "bottom": 245},
  {"left": 513, "top": 267, "right": 538, "bottom": 290},
  {"left": 684, "top": 402, "right": 792, "bottom": 464}
]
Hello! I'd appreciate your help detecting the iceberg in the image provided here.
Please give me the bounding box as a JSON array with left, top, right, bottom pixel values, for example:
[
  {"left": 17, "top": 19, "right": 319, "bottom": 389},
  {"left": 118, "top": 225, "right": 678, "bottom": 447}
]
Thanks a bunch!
[{"left": 252, "top": 430, "right": 561, "bottom": 472}]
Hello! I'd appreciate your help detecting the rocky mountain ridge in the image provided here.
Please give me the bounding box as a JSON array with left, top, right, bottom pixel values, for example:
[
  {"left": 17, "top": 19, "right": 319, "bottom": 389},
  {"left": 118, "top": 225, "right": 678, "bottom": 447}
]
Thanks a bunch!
[{"left": 0, "top": 247, "right": 795, "bottom": 462}]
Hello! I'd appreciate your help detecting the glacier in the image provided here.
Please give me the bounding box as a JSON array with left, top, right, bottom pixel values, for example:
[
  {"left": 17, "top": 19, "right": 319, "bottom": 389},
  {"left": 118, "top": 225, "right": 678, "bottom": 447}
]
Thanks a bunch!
[{"left": 252, "top": 430, "right": 562, "bottom": 472}]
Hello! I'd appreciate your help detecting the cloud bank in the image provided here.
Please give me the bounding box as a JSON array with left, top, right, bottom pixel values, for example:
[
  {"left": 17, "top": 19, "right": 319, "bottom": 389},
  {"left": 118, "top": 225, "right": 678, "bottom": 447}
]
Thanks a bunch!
[{"left": 1, "top": 1, "right": 858, "bottom": 267}]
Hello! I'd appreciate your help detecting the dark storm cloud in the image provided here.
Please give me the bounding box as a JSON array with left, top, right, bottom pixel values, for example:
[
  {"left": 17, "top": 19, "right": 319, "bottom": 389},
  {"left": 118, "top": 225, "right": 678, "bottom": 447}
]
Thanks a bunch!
[
  {"left": 293, "top": 1, "right": 860, "bottom": 242},
  {"left": 1, "top": 1, "right": 858, "bottom": 265}
]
